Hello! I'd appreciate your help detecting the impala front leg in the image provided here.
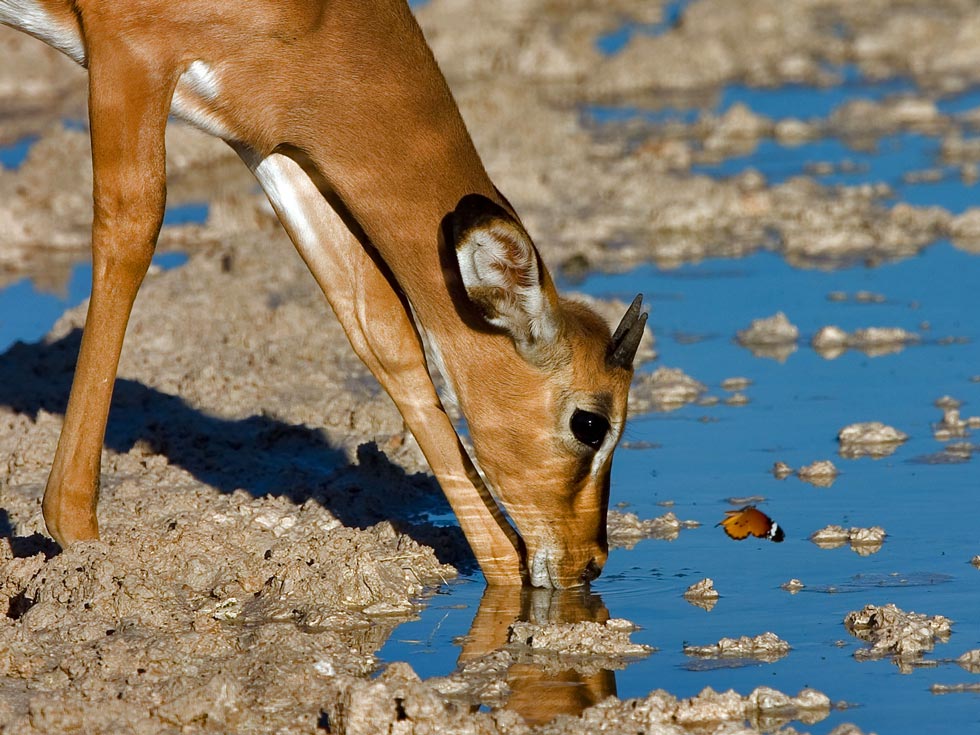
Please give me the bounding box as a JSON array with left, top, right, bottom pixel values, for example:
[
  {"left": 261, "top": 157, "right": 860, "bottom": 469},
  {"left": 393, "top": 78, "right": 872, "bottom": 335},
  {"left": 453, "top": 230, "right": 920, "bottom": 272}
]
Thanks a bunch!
[
  {"left": 238, "top": 149, "right": 525, "bottom": 584},
  {"left": 43, "top": 45, "right": 173, "bottom": 547}
]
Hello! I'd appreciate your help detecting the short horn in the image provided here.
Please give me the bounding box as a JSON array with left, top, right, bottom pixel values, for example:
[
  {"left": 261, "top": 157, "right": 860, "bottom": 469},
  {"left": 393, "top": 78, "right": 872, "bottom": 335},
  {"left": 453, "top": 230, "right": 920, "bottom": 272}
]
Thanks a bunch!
[
  {"left": 610, "top": 294, "right": 642, "bottom": 346},
  {"left": 607, "top": 294, "right": 647, "bottom": 369}
]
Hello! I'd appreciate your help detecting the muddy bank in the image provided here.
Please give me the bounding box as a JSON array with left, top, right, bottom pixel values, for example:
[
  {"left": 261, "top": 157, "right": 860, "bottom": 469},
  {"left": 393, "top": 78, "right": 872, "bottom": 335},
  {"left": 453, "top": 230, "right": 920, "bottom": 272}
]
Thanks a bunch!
[
  {"left": 325, "top": 664, "right": 839, "bottom": 735},
  {"left": 0, "top": 223, "right": 466, "bottom": 732}
]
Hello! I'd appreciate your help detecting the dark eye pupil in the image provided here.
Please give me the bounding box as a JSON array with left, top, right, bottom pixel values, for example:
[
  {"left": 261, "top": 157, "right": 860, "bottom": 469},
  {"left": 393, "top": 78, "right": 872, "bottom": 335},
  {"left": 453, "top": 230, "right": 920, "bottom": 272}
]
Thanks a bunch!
[{"left": 571, "top": 410, "right": 610, "bottom": 449}]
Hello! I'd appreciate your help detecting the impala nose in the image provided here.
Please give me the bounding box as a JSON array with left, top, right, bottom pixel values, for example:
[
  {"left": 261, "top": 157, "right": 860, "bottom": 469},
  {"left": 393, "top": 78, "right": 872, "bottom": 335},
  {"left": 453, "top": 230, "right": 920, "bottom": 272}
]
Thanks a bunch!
[{"left": 579, "top": 557, "right": 602, "bottom": 584}]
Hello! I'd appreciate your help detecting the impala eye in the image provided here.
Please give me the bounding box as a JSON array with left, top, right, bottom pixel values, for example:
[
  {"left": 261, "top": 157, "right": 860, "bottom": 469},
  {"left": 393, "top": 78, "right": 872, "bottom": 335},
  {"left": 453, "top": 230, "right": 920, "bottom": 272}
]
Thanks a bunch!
[{"left": 570, "top": 409, "right": 610, "bottom": 450}]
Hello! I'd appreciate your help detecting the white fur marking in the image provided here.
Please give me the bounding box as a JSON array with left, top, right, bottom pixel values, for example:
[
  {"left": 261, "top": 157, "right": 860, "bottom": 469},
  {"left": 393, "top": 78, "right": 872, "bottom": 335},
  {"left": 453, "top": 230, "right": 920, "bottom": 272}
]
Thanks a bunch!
[
  {"left": 529, "top": 547, "right": 551, "bottom": 588},
  {"left": 180, "top": 60, "right": 221, "bottom": 101},
  {"left": 415, "top": 322, "right": 460, "bottom": 415},
  {"left": 589, "top": 422, "right": 620, "bottom": 479},
  {"left": 171, "top": 61, "right": 231, "bottom": 138},
  {"left": 413, "top": 314, "right": 505, "bottom": 516},
  {"left": 248, "top": 154, "right": 319, "bottom": 252},
  {"left": 171, "top": 91, "right": 232, "bottom": 139},
  {"left": 0, "top": 0, "right": 85, "bottom": 63}
]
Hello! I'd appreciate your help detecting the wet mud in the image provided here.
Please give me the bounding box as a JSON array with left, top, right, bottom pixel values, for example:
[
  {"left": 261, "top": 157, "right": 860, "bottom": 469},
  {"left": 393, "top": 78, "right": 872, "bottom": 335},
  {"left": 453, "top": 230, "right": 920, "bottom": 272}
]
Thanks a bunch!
[
  {"left": 811, "top": 525, "right": 887, "bottom": 556},
  {"left": 684, "top": 631, "right": 792, "bottom": 664},
  {"left": 844, "top": 603, "right": 953, "bottom": 671}
]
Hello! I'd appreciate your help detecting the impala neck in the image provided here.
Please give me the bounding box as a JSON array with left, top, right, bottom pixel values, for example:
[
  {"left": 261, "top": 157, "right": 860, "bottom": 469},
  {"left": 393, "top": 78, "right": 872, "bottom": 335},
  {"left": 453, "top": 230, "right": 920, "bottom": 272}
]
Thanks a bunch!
[{"left": 301, "top": 3, "right": 518, "bottom": 407}]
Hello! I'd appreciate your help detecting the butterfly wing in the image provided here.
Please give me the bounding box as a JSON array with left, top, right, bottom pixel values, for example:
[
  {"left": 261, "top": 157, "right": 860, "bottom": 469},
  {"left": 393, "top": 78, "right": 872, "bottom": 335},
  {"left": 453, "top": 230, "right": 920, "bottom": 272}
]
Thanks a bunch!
[{"left": 719, "top": 505, "right": 784, "bottom": 543}]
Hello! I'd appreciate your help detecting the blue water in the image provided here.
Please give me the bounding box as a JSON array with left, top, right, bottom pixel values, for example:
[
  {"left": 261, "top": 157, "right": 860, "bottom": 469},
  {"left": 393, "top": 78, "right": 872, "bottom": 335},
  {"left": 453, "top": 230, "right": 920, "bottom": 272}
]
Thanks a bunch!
[
  {"left": 692, "top": 132, "right": 980, "bottom": 213},
  {"left": 0, "top": 251, "right": 188, "bottom": 354},
  {"left": 0, "top": 127, "right": 202, "bottom": 353},
  {"left": 0, "top": 136, "right": 36, "bottom": 170},
  {"left": 715, "top": 68, "right": 916, "bottom": 120},
  {"left": 595, "top": 0, "right": 694, "bottom": 55},
  {"left": 586, "top": 65, "right": 917, "bottom": 128}
]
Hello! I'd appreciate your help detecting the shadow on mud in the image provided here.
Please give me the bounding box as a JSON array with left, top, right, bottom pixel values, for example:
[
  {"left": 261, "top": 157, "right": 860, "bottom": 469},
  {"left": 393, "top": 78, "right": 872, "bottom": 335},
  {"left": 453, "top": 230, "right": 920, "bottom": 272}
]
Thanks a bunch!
[
  {"left": 0, "top": 510, "right": 58, "bottom": 560},
  {"left": 0, "top": 328, "right": 474, "bottom": 571}
]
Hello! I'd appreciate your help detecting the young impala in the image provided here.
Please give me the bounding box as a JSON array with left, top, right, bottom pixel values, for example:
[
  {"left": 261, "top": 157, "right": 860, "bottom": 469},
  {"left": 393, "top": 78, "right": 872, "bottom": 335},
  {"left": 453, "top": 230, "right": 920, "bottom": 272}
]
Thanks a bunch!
[{"left": 0, "top": 0, "right": 646, "bottom": 588}]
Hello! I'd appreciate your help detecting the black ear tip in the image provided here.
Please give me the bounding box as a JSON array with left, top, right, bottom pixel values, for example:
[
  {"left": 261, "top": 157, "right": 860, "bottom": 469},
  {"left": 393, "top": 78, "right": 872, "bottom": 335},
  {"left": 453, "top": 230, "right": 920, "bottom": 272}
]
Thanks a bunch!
[
  {"left": 455, "top": 193, "right": 493, "bottom": 212},
  {"left": 452, "top": 194, "right": 514, "bottom": 243},
  {"left": 454, "top": 193, "right": 507, "bottom": 221}
]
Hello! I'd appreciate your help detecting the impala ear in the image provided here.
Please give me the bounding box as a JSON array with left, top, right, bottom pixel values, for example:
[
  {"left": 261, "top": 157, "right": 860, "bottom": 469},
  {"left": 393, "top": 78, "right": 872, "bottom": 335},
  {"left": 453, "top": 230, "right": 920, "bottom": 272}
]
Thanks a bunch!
[{"left": 452, "top": 194, "right": 560, "bottom": 361}]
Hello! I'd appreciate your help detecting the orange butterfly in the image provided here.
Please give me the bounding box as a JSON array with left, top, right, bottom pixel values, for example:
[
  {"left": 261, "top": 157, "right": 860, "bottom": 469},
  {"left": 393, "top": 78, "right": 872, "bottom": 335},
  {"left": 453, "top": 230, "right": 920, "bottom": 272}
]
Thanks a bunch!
[{"left": 719, "top": 505, "right": 785, "bottom": 542}]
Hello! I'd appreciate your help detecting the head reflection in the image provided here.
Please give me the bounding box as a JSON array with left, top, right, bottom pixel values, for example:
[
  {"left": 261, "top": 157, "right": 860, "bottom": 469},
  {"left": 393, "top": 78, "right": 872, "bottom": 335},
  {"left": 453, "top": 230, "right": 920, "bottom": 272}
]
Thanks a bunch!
[{"left": 458, "top": 585, "right": 617, "bottom": 726}]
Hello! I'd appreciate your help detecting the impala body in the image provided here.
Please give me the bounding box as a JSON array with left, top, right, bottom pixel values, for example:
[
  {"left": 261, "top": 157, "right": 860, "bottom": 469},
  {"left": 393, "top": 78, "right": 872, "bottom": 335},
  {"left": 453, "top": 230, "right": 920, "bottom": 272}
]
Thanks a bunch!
[{"left": 0, "top": 0, "right": 645, "bottom": 588}]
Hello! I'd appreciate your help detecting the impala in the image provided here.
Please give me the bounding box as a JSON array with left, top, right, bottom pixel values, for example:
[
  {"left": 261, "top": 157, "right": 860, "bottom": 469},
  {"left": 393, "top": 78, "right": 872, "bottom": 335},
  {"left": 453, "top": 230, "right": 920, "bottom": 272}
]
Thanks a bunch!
[{"left": 0, "top": 0, "right": 646, "bottom": 588}]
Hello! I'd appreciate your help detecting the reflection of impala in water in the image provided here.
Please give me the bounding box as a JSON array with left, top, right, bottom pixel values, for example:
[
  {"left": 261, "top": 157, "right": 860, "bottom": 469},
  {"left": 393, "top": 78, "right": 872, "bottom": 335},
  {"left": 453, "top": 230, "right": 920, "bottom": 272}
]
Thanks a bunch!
[
  {"left": 460, "top": 586, "right": 631, "bottom": 724},
  {"left": 0, "top": 0, "right": 645, "bottom": 590}
]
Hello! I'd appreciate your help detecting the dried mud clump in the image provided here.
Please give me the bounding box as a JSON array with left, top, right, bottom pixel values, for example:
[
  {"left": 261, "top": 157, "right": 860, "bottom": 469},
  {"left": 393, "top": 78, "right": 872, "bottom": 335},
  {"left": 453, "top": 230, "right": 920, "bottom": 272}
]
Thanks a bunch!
[
  {"left": 948, "top": 207, "right": 980, "bottom": 251},
  {"left": 956, "top": 649, "right": 980, "bottom": 674},
  {"left": 812, "top": 325, "right": 920, "bottom": 358},
  {"left": 737, "top": 312, "right": 800, "bottom": 346},
  {"left": 773, "top": 459, "right": 839, "bottom": 485},
  {"left": 932, "top": 402, "right": 980, "bottom": 441},
  {"left": 844, "top": 603, "right": 952, "bottom": 667},
  {"left": 508, "top": 618, "right": 653, "bottom": 668},
  {"left": 723, "top": 391, "right": 750, "bottom": 406},
  {"left": 827, "top": 290, "right": 888, "bottom": 304},
  {"left": 811, "top": 525, "right": 886, "bottom": 555},
  {"left": 683, "top": 577, "right": 720, "bottom": 600},
  {"left": 931, "top": 682, "right": 980, "bottom": 694},
  {"left": 830, "top": 97, "right": 947, "bottom": 139},
  {"left": 781, "top": 578, "right": 806, "bottom": 593},
  {"left": 736, "top": 312, "right": 800, "bottom": 362},
  {"left": 721, "top": 376, "right": 753, "bottom": 391},
  {"left": 607, "top": 510, "right": 700, "bottom": 548},
  {"left": 837, "top": 421, "right": 909, "bottom": 458},
  {"left": 628, "top": 367, "right": 707, "bottom": 414},
  {"left": 0, "top": 505, "right": 454, "bottom": 732},
  {"left": 797, "top": 460, "right": 840, "bottom": 487},
  {"left": 684, "top": 632, "right": 791, "bottom": 663},
  {"left": 772, "top": 461, "right": 795, "bottom": 479},
  {"left": 325, "top": 663, "right": 513, "bottom": 735},
  {"left": 683, "top": 578, "right": 719, "bottom": 612}
]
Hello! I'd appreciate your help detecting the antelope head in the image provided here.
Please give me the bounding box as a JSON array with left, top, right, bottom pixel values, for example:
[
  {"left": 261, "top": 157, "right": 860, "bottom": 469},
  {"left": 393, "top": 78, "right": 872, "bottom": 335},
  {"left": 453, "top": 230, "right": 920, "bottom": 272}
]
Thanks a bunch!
[{"left": 445, "top": 194, "right": 646, "bottom": 588}]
